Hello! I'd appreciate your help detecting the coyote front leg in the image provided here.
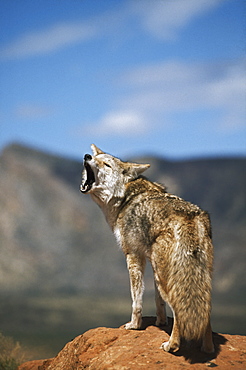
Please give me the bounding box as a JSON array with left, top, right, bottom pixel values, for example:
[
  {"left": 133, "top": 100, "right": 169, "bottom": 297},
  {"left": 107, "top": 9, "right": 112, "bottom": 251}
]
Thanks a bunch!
[{"left": 125, "top": 253, "right": 146, "bottom": 330}]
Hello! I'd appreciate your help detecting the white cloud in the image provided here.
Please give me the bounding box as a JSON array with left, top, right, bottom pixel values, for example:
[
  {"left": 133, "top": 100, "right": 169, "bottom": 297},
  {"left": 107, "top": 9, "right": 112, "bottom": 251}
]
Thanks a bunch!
[
  {"left": 0, "top": 0, "right": 226, "bottom": 60},
  {"left": 208, "top": 62, "right": 246, "bottom": 132},
  {"left": 130, "top": 0, "right": 225, "bottom": 40},
  {"left": 80, "top": 58, "right": 245, "bottom": 138},
  {"left": 84, "top": 110, "right": 147, "bottom": 136},
  {"left": 123, "top": 60, "right": 195, "bottom": 86},
  {"left": 0, "top": 22, "right": 97, "bottom": 59},
  {"left": 118, "top": 59, "right": 246, "bottom": 133}
]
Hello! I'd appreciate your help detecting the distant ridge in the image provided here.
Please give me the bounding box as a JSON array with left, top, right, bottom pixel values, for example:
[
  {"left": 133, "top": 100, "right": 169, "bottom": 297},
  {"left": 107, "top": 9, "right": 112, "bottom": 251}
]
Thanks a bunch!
[{"left": 0, "top": 142, "right": 246, "bottom": 332}]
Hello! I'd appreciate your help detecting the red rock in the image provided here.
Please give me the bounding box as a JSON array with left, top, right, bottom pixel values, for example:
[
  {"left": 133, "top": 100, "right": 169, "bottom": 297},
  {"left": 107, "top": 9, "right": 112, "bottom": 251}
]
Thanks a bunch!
[{"left": 18, "top": 317, "right": 246, "bottom": 370}]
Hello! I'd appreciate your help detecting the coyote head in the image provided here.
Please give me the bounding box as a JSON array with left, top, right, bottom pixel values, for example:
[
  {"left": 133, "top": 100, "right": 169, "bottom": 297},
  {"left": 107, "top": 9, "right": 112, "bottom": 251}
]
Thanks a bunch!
[{"left": 80, "top": 144, "right": 150, "bottom": 202}]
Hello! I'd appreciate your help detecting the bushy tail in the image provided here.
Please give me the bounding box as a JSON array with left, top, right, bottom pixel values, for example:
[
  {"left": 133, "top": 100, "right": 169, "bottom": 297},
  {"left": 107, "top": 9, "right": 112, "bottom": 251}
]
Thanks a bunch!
[{"left": 168, "top": 213, "right": 213, "bottom": 341}]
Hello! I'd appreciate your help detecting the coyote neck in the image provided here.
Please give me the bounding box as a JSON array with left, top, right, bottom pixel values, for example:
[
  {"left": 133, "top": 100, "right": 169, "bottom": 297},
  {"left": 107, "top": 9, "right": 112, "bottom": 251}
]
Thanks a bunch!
[{"left": 90, "top": 193, "right": 123, "bottom": 230}]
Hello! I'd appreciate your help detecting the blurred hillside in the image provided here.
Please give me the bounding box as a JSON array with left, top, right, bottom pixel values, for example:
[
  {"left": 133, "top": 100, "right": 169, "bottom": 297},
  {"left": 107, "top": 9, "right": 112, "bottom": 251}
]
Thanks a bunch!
[{"left": 0, "top": 143, "right": 245, "bottom": 357}]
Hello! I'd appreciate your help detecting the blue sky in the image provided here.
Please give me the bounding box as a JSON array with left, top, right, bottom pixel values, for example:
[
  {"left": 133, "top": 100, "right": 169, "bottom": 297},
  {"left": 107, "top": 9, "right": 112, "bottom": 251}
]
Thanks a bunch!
[{"left": 0, "top": 0, "right": 245, "bottom": 160}]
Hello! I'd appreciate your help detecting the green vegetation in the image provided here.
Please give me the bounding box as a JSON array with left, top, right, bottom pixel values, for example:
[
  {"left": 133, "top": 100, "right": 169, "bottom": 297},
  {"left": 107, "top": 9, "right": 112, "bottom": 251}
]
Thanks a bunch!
[{"left": 0, "top": 333, "right": 25, "bottom": 370}]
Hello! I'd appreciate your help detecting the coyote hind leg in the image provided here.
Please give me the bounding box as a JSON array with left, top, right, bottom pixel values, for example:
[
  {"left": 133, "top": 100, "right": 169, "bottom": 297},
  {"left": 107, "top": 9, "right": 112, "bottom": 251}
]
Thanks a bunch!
[
  {"left": 154, "top": 281, "right": 168, "bottom": 326},
  {"left": 201, "top": 321, "right": 214, "bottom": 353},
  {"left": 161, "top": 316, "right": 180, "bottom": 352}
]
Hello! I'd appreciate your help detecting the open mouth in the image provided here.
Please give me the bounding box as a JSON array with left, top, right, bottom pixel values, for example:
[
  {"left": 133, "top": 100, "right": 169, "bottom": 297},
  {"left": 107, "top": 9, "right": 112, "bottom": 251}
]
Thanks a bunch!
[{"left": 80, "top": 161, "right": 96, "bottom": 193}]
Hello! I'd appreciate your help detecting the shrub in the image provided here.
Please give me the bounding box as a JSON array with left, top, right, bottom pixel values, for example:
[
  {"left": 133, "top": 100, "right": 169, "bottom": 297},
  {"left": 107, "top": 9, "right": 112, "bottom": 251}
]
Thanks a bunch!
[{"left": 0, "top": 333, "right": 25, "bottom": 370}]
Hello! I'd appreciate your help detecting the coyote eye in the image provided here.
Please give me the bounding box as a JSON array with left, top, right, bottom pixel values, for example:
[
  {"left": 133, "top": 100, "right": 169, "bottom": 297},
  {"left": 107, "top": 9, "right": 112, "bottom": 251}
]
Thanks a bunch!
[{"left": 104, "top": 162, "right": 111, "bottom": 168}]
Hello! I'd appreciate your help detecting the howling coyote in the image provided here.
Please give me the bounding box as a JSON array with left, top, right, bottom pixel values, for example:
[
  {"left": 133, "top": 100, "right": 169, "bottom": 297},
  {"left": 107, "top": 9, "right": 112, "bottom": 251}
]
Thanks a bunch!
[{"left": 80, "top": 144, "right": 214, "bottom": 353}]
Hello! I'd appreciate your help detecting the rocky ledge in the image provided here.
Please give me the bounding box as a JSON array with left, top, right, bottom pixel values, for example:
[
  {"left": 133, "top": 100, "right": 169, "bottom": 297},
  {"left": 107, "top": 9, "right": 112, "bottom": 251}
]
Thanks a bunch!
[{"left": 18, "top": 317, "right": 246, "bottom": 369}]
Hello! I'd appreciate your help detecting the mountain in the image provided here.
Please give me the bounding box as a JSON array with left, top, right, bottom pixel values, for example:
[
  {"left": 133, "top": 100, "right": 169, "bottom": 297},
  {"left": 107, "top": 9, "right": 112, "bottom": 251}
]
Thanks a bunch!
[
  {"left": 0, "top": 143, "right": 245, "bottom": 343},
  {"left": 0, "top": 143, "right": 125, "bottom": 295}
]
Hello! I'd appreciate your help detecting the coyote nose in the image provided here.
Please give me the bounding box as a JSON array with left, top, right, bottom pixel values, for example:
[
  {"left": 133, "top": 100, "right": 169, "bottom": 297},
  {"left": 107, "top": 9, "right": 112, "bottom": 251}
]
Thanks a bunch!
[{"left": 84, "top": 154, "right": 92, "bottom": 161}]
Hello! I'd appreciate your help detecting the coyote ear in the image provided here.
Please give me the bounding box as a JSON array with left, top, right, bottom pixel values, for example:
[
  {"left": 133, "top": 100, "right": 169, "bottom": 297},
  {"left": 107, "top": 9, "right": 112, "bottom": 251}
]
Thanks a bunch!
[
  {"left": 130, "top": 163, "right": 150, "bottom": 177},
  {"left": 134, "top": 163, "right": 150, "bottom": 175},
  {"left": 91, "top": 144, "right": 105, "bottom": 156}
]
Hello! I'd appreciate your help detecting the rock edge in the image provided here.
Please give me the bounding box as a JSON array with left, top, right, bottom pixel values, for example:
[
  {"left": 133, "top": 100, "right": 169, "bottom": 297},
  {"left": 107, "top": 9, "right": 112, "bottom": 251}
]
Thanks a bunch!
[{"left": 18, "top": 317, "right": 246, "bottom": 370}]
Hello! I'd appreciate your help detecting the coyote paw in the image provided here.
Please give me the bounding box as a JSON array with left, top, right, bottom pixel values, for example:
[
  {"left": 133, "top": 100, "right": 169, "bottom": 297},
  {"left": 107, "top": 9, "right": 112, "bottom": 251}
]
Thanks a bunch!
[
  {"left": 161, "top": 341, "right": 179, "bottom": 353},
  {"left": 125, "top": 321, "right": 141, "bottom": 330},
  {"left": 161, "top": 341, "right": 171, "bottom": 352}
]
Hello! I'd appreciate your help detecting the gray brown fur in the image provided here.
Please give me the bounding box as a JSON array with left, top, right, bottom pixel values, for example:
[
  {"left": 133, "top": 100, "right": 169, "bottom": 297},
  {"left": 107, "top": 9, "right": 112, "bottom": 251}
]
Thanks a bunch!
[{"left": 80, "top": 144, "right": 214, "bottom": 353}]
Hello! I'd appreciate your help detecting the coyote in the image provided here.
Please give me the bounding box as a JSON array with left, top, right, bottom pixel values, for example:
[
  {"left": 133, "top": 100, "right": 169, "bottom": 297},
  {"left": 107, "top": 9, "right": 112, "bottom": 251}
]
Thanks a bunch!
[{"left": 80, "top": 144, "right": 214, "bottom": 353}]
